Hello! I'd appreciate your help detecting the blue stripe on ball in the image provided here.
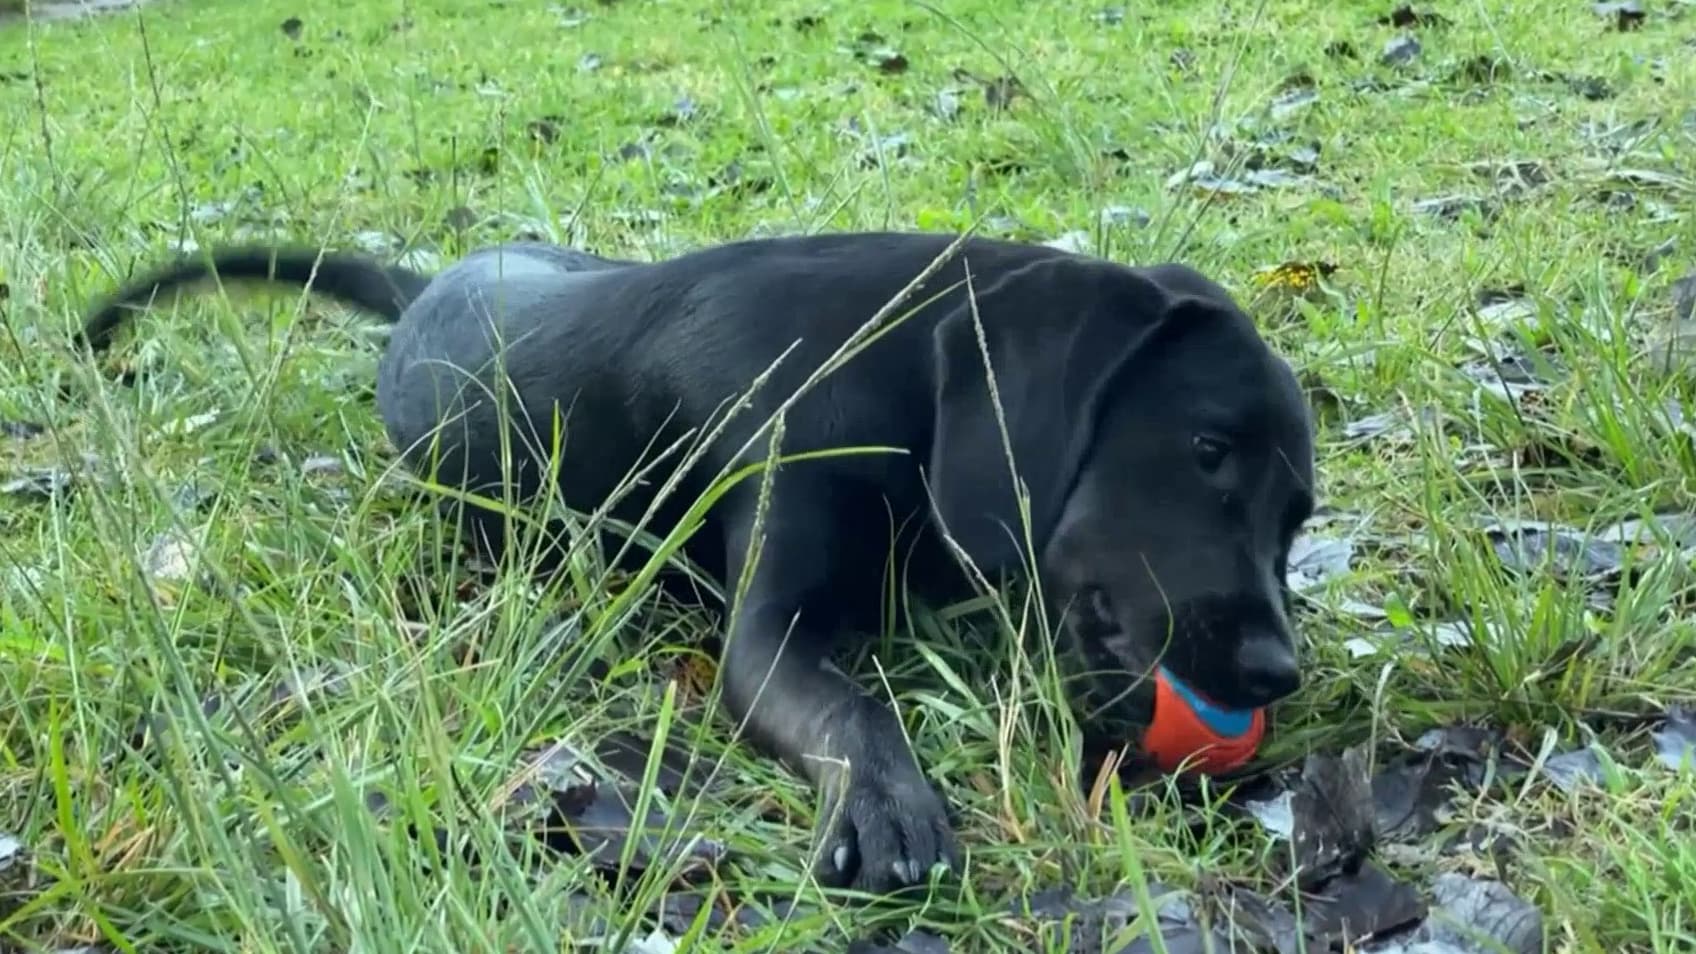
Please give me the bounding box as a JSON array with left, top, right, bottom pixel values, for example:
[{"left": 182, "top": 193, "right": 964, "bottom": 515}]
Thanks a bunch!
[{"left": 1160, "top": 666, "right": 1254, "bottom": 737}]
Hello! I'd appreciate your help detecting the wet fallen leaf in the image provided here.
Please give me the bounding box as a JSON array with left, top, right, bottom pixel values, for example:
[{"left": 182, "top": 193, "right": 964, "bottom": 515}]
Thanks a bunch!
[
  {"left": 1093, "top": 6, "right": 1126, "bottom": 26},
  {"left": 1285, "top": 533, "right": 1354, "bottom": 592},
  {"left": 0, "top": 830, "right": 23, "bottom": 874},
  {"left": 1382, "top": 34, "right": 1421, "bottom": 66},
  {"left": 1212, "top": 884, "right": 1303, "bottom": 954},
  {"left": 1371, "top": 747, "right": 1472, "bottom": 842},
  {"left": 846, "top": 930, "right": 951, "bottom": 954},
  {"left": 1537, "top": 743, "right": 1605, "bottom": 794},
  {"left": 161, "top": 409, "right": 219, "bottom": 437},
  {"left": 301, "top": 454, "right": 345, "bottom": 478},
  {"left": 1269, "top": 74, "right": 1319, "bottom": 120},
  {"left": 930, "top": 87, "right": 963, "bottom": 120},
  {"left": 850, "top": 31, "right": 908, "bottom": 74},
  {"left": 656, "top": 890, "right": 802, "bottom": 938},
  {"left": 1566, "top": 74, "right": 1614, "bottom": 100},
  {"left": 508, "top": 740, "right": 726, "bottom": 877},
  {"left": 142, "top": 529, "right": 201, "bottom": 604},
  {"left": 1301, "top": 862, "right": 1428, "bottom": 946},
  {"left": 2, "top": 467, "right": 73, "bottom": 501},
  {"left": 1651, "top": 706, "right": 1696, "bottom": 771},
  {"left": 1166, "top": 160, "right": 1323, "bottom": 197},
  {"left": 1008, "top": 883, "right": 1228, "bottom": 954},
  {"left": 1288, "top": 746, "right": 1377, "bottom": 887},
  {"left": 1594, "top": 1, "right": 1646, "bottom": 30},
  {"left": 351, "top": 230, "right": 400, "bottom": 254},
  {"left": 1416, "top": 873, "right": 1544, "bottom": 954},
  {"left": 1454, "top": 54, "right": 1513, "bottom": 85},
  {"left": 526, "top": 115, "right": 564, "bottom": 144},
  {"left": 1099, "top": 205, "right": 1150, "bottom": 228},
  {"left": 1, "top": 419, "right": 43, "bottom": 440},
  {"left": 1412, "top": 194, "right": 1492, "bottom": 220},
  {"left": 280, "top": 15, "right": 302, "bottom": 39},
  {"left": 978, "top": 73, "right": 1025, "bottom": 111},
  {"left": 1672, "top": 270, "right": 1696, "bottom": 323},
  {"left": 1483, "top": 520, "right": 1626, "bottom": 582}
]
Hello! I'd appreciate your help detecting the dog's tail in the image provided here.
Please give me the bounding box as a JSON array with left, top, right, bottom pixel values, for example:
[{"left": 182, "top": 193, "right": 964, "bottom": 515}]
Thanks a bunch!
[{"left": 76, "top": 246, "right": 433, "bottom": 354}]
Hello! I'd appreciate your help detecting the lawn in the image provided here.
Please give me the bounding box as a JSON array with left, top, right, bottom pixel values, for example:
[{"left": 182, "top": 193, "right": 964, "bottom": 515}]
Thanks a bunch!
[{"left": 2, "top": 0, "right": 1695, "bottom": 951}]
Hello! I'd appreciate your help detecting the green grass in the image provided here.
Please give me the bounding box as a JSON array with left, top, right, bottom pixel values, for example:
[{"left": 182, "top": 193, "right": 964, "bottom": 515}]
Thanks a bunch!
[{"left": 3, "top": 0, "right": 1696, "bottom": 951}]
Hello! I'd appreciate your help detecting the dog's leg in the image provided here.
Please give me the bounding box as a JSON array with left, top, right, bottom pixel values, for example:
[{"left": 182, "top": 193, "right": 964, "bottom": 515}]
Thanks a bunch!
[{"left": 716, "top": 484, "right": 959, "bottom": 894}]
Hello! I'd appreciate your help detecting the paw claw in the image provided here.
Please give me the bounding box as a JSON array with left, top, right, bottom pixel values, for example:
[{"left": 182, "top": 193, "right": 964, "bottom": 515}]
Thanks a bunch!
[{"left": 814, "top": 765, "right": 957, "bottom": 894}]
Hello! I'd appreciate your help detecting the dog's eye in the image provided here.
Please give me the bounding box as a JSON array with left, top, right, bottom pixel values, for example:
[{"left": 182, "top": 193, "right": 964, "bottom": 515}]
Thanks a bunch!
[{"left": 1192, "top": 435, "right": 1231, "bottom": 472}]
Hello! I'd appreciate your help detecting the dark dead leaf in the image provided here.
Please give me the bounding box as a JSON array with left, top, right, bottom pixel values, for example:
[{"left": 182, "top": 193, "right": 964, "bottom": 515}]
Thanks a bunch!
[
  {"left": 1413, "top": 194, "right": 1492, "bottom": 220},
  {"left": 656, "top": 95, "right": 699, "bottom": 126},
  {"left": 1269, "top": 73, "right": 1319, "bottom": 120},
  {"left": 0, "top": 830, "right": 23, "bottom": 876},
  {"left": 846, "top": 930, "right": 951, "bottom": 954},
  {"left": 851, "top": 32, "right": 909, "bottom": 74},
  {"left": 1286, "top": 533, "right": 1354, "bottom": 593},
  {"left": 982, "top": 74, "right": 1024, "bottom": 111},
  {"left": 2, "top": 419, "right": 43, "bottom": 440},
  {"left": 1288, "top": 746, "right": 1378, "bottom": 887},
  {"left": 511, "top": 741, "right": 725, "bottom": 876},
  {"left": 1342, "top": 410, "right": 1403, "bottom": 441},
  {"left": 1166, "top": 160, "right": 1324, "bottom": 198},
  {"left": 280, "top": 15, "right": 302, "bottom": 39},
  {"left": 1010, "top": 883, "right": 1225, "bottom": 954},
  {"left": 442, "top": 205, "right": 478, "bottom": 232},
  {"left": 1652, "top": 706, "right": 1696, "bottom": 771},
  {"left": 527, "top": 115, "right": 563, "bottom": 143},
  {"left": 658, "top": 891, "right": 802, "bottom": 938},
  {"left": 930, "top": 87, "right": 962, "bottom": 120},
  {"left": 1380, "top": 5, "right": 1453, "bottom": 27},
  {"left": 1417, "top": 873, "right": 1544, "bottom": 954},
  {"left": 1324, "top": 40, "right": 1360, "bottom": 60},
  {"left": 1567, "top": 74, "right": 1614, "bottom": 100},
  {"left": 301, "top": 454, "right": 345, "bottom": 478},
  {"left": 1594, "top": 1, "right": 1646, "bottom": 30},
  {"left": 1100, "top": 205, "right": 1150, "bottom": 228},
  {"left": 1455, "top": 54, "right": 1513, "bottom": 85},
  {"left": 3, "top": 467, "right": 73, "bottom": 501},
  {"left": 1213, "top": 885, "right": 1303, "bottom": 954},
  {"left": 1671, "top": 271, "right": 1696, "bottom": 324},
  {"left": 1093, "top": 6, "right": 1126, "bottom": 26},
  {"left": 351, "top": 229, "right": 401, "bottom": 254},
  {"left": 1382, "top": 34, "right": 1421, "bottom": 67},
  {"left": 1471, "top": 159, "right": 1551, "bottom": 197},
  {"left": 1484, "top": 521, "right": 1625, "bottom": 582},
  {"left": 579, "top": 52, "right": 603, "bottom": 72},
  {"left": 1169, "top": 48, "right": 1197, "bottom": 73},
  {"left": 1301, "top": 862, "right": 1428, "bottom": 947},
  {"left": 1371, "top": 748, "right": 1471, "bottom": 841},
  {"left": 1539, "top": 743, "right": 1606, "bottom": 793}
]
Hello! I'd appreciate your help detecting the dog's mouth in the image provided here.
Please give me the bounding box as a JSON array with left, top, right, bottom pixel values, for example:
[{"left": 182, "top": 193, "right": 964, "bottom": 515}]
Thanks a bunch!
[{"left": 1057, "top": 586, "right": 1162, "bottom": 737}]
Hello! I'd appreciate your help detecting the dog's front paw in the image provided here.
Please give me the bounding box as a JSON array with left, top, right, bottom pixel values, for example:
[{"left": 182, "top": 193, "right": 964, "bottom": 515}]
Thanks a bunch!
[{"left": 815, "top": 762, "right": 959, "bottom": 894}]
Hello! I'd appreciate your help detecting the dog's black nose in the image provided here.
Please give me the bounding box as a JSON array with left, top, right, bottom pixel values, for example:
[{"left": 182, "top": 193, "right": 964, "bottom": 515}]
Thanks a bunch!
[{"left": 1235, "top": 632, "right": 1301, "bottom": 705}]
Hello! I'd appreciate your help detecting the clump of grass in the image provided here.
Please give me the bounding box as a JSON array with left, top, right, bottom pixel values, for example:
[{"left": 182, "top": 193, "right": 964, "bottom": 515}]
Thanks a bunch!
[{"left": 3, "top": 0, "right": 1696, "bottom": 951}]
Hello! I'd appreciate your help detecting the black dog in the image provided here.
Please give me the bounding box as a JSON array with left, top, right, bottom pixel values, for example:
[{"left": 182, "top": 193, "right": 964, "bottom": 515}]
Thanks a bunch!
[{"left": 78, "top": 231, "right": 1316, "bottom": 894}]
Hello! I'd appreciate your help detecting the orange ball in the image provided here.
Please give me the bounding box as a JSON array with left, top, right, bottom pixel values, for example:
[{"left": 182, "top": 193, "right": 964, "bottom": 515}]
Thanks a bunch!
[{"left": 1139, "top": 666, "right": 1265, "bottom": 775}]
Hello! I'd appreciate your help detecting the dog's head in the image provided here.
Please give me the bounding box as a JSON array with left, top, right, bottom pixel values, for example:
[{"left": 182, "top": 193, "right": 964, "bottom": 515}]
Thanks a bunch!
[{"left": 927, "top": 252, "right": 1314, "bottom": 728}]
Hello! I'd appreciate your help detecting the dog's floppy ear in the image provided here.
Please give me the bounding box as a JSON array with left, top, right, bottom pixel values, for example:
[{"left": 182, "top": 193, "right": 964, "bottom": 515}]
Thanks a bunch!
[{"left": 927, "top": 254, "right": 1188, "bottom": 570}]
